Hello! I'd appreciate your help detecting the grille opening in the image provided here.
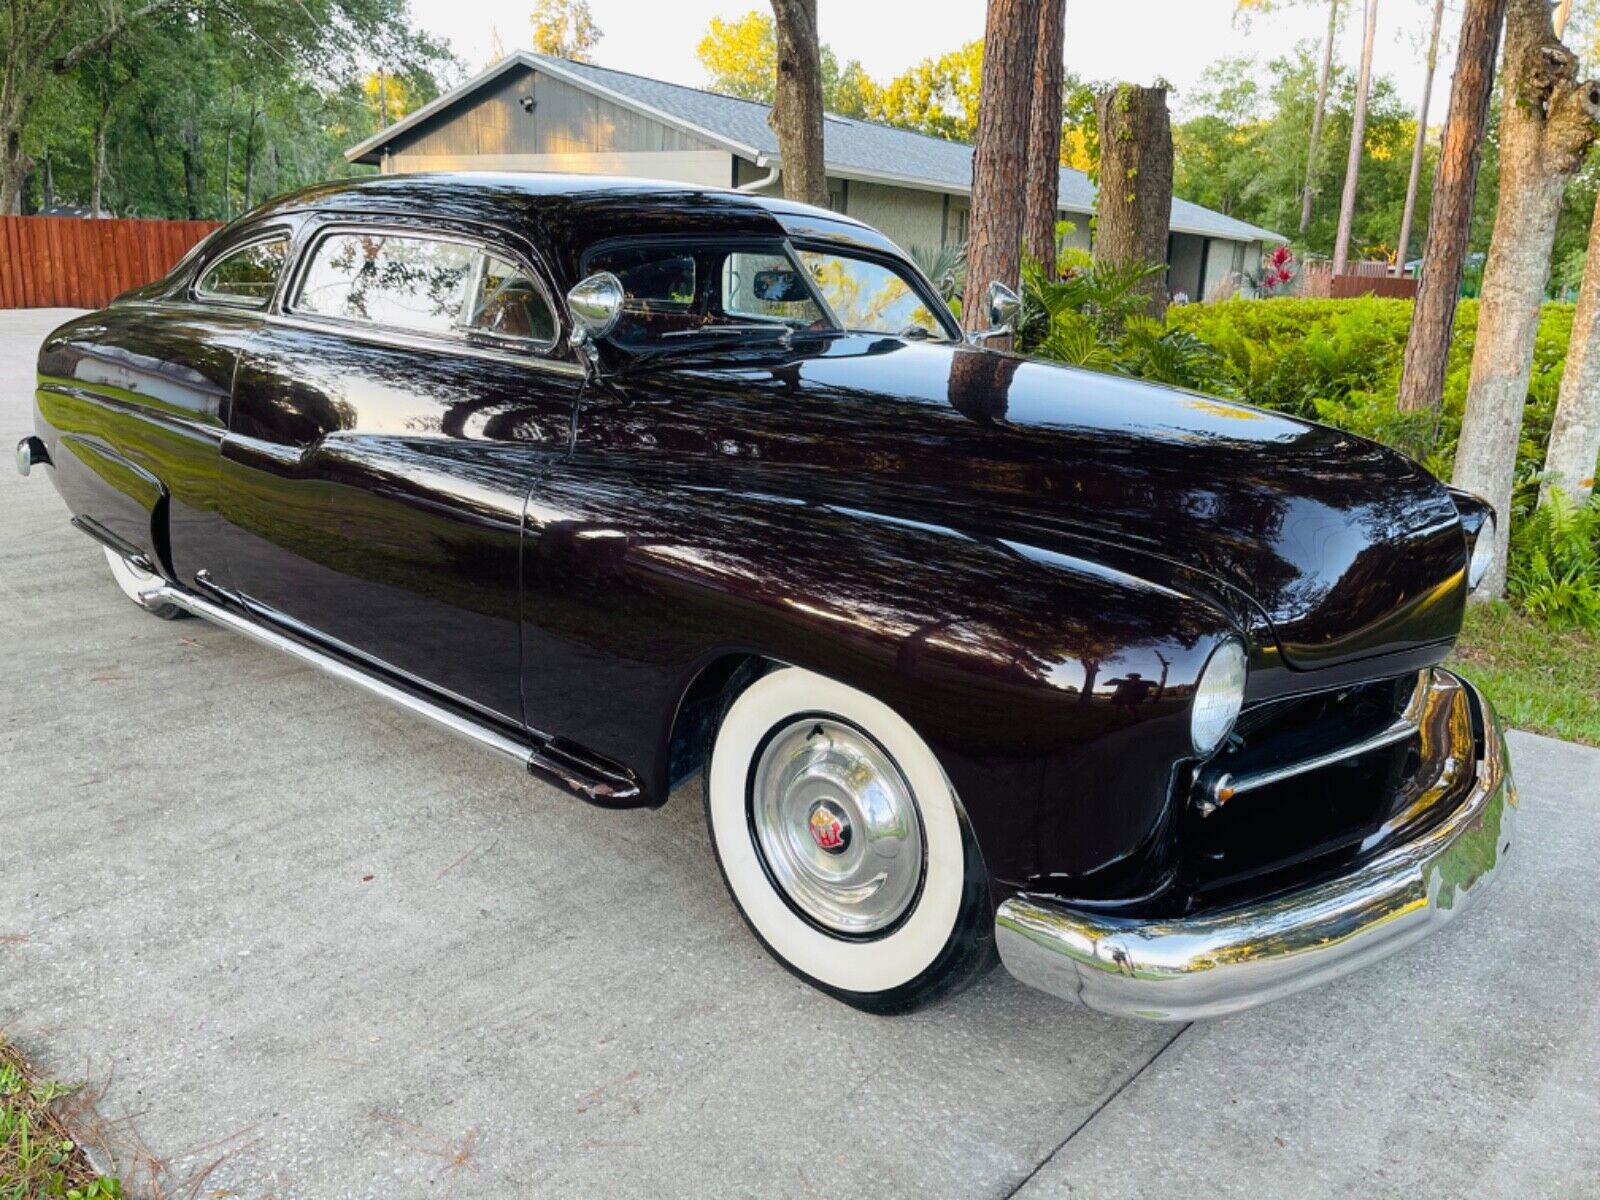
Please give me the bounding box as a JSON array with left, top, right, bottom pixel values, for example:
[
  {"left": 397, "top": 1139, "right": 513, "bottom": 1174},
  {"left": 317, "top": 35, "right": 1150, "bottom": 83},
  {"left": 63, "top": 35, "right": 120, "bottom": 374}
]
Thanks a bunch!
[{"left": 1174, "top": 673, "right": 1430, "bottom": 913}]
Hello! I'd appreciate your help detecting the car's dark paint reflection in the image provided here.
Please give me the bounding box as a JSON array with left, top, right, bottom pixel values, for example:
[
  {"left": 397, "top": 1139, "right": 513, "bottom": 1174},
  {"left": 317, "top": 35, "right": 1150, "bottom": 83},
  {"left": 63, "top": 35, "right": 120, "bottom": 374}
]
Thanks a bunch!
[{"left": 31, "top": 173, "right": 1475, "bottom": 908}]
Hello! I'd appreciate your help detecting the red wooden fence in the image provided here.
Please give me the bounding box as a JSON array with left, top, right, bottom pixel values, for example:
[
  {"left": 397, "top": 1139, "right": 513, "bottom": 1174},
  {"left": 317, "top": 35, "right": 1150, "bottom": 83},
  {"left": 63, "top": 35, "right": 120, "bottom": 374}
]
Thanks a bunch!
[
  {"left": 1298, "top": 260, "right": 1417, "bottom": 300},
  {"left": 0, "top": 216, "right": 223, "bottom": 310}
]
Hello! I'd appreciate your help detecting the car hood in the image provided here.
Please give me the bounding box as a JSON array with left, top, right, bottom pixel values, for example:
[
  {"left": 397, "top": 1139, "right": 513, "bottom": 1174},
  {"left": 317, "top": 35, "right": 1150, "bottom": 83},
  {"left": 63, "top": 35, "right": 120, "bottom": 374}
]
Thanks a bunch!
[{"left": 656, "top": 338, "right": 1468, "bottom": 670}]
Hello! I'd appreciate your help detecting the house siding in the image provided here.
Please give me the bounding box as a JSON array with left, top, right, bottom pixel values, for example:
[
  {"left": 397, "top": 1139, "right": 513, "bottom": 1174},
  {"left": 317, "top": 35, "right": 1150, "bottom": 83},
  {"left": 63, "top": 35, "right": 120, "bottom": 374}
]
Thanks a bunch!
[{"left": 386, "top": 66, "right": 719, "bottom": 161}]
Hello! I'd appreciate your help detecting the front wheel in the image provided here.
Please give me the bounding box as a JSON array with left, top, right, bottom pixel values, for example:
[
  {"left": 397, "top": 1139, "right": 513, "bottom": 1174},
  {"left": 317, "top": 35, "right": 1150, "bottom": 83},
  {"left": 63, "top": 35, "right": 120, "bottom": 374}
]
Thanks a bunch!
[
  {"left": 705, "top": 667, "right": 994, "bottom": 1014},
  {"left": 103, "top": 547, "right": 187, "bottom": 620}
]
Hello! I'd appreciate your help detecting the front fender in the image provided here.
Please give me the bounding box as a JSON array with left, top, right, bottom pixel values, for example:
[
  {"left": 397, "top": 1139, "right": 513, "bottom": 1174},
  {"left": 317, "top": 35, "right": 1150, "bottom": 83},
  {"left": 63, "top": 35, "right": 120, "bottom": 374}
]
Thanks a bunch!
[{"left": 521, "top": 464, "right": 1235, "bottom": 894}]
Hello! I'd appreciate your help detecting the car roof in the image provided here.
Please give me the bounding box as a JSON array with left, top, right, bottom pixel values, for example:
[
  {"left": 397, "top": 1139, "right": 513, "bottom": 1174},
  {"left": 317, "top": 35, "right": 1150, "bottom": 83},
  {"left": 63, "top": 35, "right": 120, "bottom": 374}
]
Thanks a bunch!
[
  {"left": 252, "top": 171, "right": 858, "bottom": 227},
  {"left": 245, "top": 172, "right": 904, "bottom": 285}
]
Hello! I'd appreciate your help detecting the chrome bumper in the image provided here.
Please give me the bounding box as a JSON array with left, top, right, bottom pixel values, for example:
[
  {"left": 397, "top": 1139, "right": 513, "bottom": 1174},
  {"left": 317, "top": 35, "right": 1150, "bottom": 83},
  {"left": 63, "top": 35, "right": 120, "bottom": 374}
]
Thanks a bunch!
[{"left": 995, "top": 669, "right": 1514, "bottom": 1021}]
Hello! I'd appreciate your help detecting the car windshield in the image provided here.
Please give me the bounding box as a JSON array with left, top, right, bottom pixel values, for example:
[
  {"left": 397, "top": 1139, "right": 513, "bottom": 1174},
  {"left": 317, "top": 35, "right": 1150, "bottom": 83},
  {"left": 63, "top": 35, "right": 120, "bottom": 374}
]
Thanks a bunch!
[{"left": 585, "top": 241, "right": 832, "bottom": 350}]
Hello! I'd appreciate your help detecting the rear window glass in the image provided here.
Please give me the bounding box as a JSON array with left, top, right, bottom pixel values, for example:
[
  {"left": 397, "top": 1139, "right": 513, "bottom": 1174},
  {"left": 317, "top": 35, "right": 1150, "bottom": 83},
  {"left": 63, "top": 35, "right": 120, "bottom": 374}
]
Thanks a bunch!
[
  {"left": 195, "top": 237, "right": 288, "bottom": 307},
  {"left": 293, "top": 231, "right": 476, "bottom": 336}
]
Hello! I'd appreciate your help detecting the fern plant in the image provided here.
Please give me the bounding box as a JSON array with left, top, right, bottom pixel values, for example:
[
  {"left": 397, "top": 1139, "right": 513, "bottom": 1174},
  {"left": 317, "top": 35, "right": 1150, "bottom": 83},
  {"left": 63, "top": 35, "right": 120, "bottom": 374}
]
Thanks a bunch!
[{"left": 1508, "top": 487, "right": 1600, "bottom": 630}]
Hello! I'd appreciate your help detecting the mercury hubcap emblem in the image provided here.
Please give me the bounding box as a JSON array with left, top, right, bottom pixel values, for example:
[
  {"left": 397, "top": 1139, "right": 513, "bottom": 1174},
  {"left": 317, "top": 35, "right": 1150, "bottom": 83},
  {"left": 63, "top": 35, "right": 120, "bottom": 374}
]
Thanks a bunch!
[
  {"left": 749, "top": 717, "right": 925, "bottom": 936},
  {"left": 807, "top": 800, "right": 851, "bottom": 854}
]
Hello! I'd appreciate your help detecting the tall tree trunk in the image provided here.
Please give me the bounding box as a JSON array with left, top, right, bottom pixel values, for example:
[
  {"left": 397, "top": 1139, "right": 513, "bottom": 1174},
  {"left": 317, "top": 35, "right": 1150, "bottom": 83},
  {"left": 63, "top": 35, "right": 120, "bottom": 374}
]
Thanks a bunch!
[
  {"left": 1, "top": 120, "right": 30, "bottom": 213},
  {"left": 1093, "top": 83, "right": 1174, "bottom": 320},
  {"left": 962, "top": 0, "right": 1041, "bottom": 338},
  {"left": 223, "top": 126, "right": 234, "bottom": 221},
  {"left": 1396, "top": 0, "right": 1505, "bottom": 414},
  {"left": 91, "top": 119, "right": 108, "bottom": 216},
  {"left": 1332, "top": 0, "right": 1380, "bottom": 273},
  {"left": 1301, "top": 0, "right": 1341, "bottom": 237},
  {"left": 91, "top": 75, "right": 112, "bottom": 219},
  {"left": 1454, "top": 0, "right": 1600, "bottom": 597},
  {"left": 1540, "top": 190, "right": 1600, "bottom": 505},
  {"left": 1395, "top": 0, "right": 1445, "bottom": 275},
  {"left": 40, "top": 152, "right": 53, "bottom": 209},
  {"left": 768, "top": 0, "right": 827, "bottom": 206},
  {"left": 180, "top": 120, "right": 202, "bottom": 220},
  {"left": 243, "top": 105, "right": 259, "bottom": 211},
  {"left": 1023, "top": 0, "right": 1067, "bottom": 276}
]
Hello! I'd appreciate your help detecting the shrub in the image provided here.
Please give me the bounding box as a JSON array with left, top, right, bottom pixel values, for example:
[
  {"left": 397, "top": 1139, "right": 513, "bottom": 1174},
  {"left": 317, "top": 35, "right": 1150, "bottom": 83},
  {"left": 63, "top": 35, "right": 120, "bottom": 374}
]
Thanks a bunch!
[
  {"left": 1167, "top": 296, "right": 1574, "bottom": 485},
  {"left": 1507, "top": 488, "right": 1600, "bottom": 630},
  {"left": 1016, "top": 258, "right": 1233, "bottom": 392}
]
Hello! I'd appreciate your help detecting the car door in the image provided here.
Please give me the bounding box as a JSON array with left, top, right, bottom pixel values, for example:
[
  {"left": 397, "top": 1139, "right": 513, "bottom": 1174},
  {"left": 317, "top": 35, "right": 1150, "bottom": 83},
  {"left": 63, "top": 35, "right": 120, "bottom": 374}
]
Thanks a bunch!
[{"left": 219, "top": 217, "right": 582, "bottom": 726}]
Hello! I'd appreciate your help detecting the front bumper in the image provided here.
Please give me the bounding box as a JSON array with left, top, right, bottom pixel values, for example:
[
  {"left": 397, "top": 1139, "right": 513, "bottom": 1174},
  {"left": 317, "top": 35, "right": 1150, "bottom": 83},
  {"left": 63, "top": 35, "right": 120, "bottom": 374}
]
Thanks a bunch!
[{"left": 995, "top": 668, "right": 1514, "bottom": 1020}]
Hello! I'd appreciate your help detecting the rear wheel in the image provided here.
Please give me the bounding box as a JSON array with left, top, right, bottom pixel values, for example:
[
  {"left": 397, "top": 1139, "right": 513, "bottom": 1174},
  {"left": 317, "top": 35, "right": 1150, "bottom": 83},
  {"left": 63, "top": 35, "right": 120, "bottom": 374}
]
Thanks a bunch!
[
  {"left": 705, "top": 667, "right": 993, "bottom": 1014},
  {"left": 103, "top": 547, "right": 187, "bottom": 620}
]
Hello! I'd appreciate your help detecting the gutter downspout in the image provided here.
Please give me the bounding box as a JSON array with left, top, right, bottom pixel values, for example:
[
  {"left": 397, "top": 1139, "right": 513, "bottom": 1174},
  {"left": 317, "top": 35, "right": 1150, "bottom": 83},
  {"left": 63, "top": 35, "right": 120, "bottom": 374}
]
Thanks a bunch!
[{"left": 737, "top": 156, "right": 781, "bottom": 193}]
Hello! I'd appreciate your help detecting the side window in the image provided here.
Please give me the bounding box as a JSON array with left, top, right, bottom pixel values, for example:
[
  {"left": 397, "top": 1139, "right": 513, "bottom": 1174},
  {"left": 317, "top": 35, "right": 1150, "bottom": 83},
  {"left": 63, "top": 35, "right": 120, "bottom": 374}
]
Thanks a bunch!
[
  {"left": 194, "top": 236, "right": 288, "bottom": 308},
  {"left": 722, "top": 251, "right": 820, "bottom": 325},
  {"left": 796, "top": 249, "right": 949, "bottom": 340},
  {"left": 464, "top": 252, "right": 557, "bottom": 346},
  {"left": 293, "top": 231, "right": 476, "bottom": 336}
]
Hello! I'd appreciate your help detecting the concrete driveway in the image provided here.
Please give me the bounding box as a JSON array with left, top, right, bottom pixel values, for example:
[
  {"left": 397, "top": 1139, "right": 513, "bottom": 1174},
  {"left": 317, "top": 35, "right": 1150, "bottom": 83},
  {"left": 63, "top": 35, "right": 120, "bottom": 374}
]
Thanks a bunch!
[{"left": 3, "top": 307, "right": 1598, "bottom": 1199}]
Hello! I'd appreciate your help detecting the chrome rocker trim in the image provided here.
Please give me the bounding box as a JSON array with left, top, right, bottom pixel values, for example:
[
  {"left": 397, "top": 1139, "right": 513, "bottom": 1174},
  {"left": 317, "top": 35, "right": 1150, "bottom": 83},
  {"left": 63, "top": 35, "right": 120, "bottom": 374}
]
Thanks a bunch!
[
  {"left": 137, "top": 576, "right": 644, "bottom": 807},
  {"left": 995, "top": 668, "right": 1514, "bottom": 1021}
]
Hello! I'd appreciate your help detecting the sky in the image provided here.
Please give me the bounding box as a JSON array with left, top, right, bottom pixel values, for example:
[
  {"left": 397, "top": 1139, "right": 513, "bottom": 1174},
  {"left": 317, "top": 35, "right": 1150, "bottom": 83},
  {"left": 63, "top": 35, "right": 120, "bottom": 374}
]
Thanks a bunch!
[{"left": 404, "top": 0, "right": 1465, "bottom": 122}]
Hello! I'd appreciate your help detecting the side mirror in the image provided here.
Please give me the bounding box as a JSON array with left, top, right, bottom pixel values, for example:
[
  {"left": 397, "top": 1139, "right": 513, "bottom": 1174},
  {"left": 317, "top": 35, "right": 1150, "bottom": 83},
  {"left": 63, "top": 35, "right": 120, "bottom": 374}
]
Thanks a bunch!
[
  {"left": 567, "top": 271, "right": 625, "bottom": 343},
  {"left": 966, "top": 280, "right": 1022, "bottom": 345}
]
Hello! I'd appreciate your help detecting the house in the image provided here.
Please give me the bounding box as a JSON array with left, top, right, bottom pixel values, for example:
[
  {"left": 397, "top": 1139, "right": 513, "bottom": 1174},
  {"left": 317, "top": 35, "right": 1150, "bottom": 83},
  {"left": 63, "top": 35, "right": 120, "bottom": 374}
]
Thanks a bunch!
[{"left": 345, "top": 52, "right": 1284, "bottom": 301}]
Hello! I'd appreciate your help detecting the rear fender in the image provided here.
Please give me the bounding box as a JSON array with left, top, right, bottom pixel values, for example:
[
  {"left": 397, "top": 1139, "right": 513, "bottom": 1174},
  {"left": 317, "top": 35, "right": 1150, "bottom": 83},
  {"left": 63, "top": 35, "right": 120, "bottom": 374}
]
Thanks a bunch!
[{"left": 51, "top": 431, "right": 171, "bottom": 575}]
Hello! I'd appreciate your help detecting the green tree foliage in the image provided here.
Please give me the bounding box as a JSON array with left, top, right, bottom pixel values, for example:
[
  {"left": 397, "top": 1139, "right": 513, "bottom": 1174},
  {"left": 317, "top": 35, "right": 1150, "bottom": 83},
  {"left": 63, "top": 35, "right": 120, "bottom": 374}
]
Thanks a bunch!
[
  {"left": 867, "top": 40, "right": 983, "bottom": 140},
  {"left": 1174, "top": 49, "right": 1421, "bottom": 260},
  {"left": 529, "top": 0, "right": 600, "bottom": 61},
  {"left": 9, "top": 0, "right": 452, "bottom": 219},
  {"left": 695, "top": 10, "right": 872, "bottom": 118}
]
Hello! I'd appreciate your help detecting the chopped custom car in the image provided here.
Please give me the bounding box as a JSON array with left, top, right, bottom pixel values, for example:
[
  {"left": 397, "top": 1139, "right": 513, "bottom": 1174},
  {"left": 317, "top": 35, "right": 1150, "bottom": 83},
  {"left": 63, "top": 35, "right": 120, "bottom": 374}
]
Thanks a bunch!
[{"left": 19, "top": 174, "right": 1513, "bottom": 1019}]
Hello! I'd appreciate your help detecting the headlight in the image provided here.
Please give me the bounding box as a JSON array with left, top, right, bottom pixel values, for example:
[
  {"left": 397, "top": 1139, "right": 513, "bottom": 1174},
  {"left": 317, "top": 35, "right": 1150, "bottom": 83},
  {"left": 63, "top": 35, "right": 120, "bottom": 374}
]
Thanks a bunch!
[
  {"left": 1467, "top": 512, "right": 1495, "bottom": 592},
  {"left": 1191, "top": 638, "right": 1247, "bottom": 756}
]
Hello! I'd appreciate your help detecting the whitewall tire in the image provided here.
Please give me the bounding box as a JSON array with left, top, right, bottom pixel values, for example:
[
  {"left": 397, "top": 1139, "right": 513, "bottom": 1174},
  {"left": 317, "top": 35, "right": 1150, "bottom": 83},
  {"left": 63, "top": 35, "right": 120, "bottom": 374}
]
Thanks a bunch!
[
  {"left": 705, "top": 666, "right": 993, "bottom": 1013},
  {"left": 104, "top": 547, "right": 187, "bottom": 620}
]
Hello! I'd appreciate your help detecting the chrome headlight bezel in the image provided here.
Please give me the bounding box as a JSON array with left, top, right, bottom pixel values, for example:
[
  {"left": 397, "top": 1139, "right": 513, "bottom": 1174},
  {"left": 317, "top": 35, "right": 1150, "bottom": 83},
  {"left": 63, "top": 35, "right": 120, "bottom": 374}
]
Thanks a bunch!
[
  {"left": 1467, "top": 511, "right": 1495, "bottom": 592},
  {"left": 1191, "top": 637, "right": 1248, "bottom": 757}
]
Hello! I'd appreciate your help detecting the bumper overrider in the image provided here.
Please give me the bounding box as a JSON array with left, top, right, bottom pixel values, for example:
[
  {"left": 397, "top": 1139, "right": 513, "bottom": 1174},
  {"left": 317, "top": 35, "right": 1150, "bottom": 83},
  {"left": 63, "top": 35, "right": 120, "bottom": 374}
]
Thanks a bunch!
[{"left": 995, "top": 668, "right": 1515, "bottom": 1020}]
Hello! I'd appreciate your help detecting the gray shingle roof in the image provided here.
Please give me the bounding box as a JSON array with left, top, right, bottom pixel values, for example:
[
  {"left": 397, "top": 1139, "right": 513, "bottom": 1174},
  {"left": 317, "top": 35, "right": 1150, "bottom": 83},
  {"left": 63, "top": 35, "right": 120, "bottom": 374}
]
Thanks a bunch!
[{"left": 347, "top": 51, "right": 1284, "bottom": 245}]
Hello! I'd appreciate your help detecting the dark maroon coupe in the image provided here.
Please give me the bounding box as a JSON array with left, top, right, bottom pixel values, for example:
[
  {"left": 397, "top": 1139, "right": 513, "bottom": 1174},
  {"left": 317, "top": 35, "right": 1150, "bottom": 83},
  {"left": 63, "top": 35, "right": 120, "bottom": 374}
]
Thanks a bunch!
[{"left": 20, "top": 174, "right": 1514, "bottom": 1018}]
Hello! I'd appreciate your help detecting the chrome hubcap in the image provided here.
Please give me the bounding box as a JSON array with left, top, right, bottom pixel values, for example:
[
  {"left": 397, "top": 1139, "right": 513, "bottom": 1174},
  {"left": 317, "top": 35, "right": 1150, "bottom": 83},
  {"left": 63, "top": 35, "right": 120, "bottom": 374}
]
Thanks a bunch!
[{"left": 750, "top": 717, "right": 924, "bottom": 936}]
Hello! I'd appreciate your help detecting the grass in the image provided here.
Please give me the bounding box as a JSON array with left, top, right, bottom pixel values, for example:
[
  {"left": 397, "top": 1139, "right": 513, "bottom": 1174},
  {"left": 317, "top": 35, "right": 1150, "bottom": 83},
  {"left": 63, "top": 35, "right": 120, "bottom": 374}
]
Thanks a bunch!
[
  {"left": 0, "top": 1041, "right": 120, "bottom": 1199},
  {"left": 1449, "top": 601, "right": 1600, "bottom": 747}
]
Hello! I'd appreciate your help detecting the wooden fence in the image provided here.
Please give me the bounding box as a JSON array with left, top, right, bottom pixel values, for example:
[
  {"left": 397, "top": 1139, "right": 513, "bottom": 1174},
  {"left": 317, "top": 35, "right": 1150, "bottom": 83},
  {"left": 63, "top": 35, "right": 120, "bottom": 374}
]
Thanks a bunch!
[
  {"left": 1298, "top": 260, "right": 1418, "bottom": 300},
  {"left": 0, "top": 216, "right": 223, "bottom": 310}
]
